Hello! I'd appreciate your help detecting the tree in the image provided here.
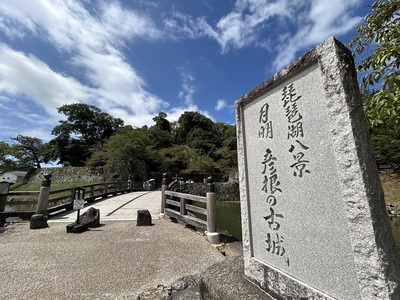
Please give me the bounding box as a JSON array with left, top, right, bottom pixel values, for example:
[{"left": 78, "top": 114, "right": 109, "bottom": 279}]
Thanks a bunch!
[
  {"left": 11, "top": 135, "right": 53, "bottom": 169},
  {"left": 157, "top": 145, "right": 217, "bottom": 174},
  {"left": 349, "top": 1, "right": 400, "bottom": 170},
  {"left": 149, "top": 112, "right": 174, "bottom": 149},
  {"left": 152, "top": 112, "right": 171, "bottom": 131},
  {"left": 349, "top": 0, "right": 400, "bottom": 127},
  {"left": 208, "top": 123, "right": 238, "bottom": 177},
  {"left": 88, "top": 126, "right": 151, "bottom": 181},
  {"left": 370, "top": 126, "right": 400, "bottom": 171},
  {"left": 157, "top": 145, "right": 192, "bottom": 173},
  {"left": 51, "top": 103, "right": 124, "bottom": 166},
  {"left": 176, "top": 111, "right": 219, "bottom": 154},
  {"left": 0, "top": 141, "right": 16, "bottom": 172}
]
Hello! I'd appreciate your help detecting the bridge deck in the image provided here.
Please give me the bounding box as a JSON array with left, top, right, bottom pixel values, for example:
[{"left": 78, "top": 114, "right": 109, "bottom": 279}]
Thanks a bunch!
[{"left": 49, "top": 191, "right": 162, "bottom": 222}]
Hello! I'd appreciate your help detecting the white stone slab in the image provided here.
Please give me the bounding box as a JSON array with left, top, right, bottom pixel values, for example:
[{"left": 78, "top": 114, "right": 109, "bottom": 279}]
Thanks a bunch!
[{"left": 236, "top": 37, "right": 400, "bottom": 300}]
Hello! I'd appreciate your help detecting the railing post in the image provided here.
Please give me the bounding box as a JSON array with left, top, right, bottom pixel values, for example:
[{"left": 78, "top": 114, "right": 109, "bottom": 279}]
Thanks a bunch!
[
  {"left": 68, "top": 189, "right": 75, "bottom": 209},
  {"left": 103, "top": 183, "right": 108, "bottom": 198},
  {"left": 30, "top": 174, "right": 52, "bottom": 229},
  {"left": 180, "top": 197, "right": 187, "bottom": 215},
  {"left": 206, "top": 176, "right": 220, "bottom": 244},
  {"left": 113, "top": 182, "right": 118, "bottom": 195},
  {"left": 128, "top": 177, "right": 132, "bottom": 192},
  {"left": 160, "top": 173, "right": 168, "bottom": 218}
]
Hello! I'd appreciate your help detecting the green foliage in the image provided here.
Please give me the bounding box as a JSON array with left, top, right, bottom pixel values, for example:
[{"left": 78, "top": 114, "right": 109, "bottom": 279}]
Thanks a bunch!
[
  {"left": 186, "top": 127, "right": 218, "bottom": 154},
  {"left": 157, "top": 145, "right": 194, "bottom": 173},
  {"left": 349, "top": 1, "right": 400, "bottom": 170},
  {"left": 5, "top": 107, "right": 238, "bottom": 181},
  {"left": 50, "top": 137, "right": 89, "bottom": 167},
  {"left": 176, "top": 111, "right": 215, "bottom": 145},
  {"left": 370, "top": 125, "right": 400, "bottom": 171},
  {"left": 152, "top": 112, "right": 171, "bottom": 131},
  {"left": 184, "top": 153, "right": 217, "bottom": 174},
  {"left": 349, "top": 0, "right": 400, "bottom": 127},
  {"left": 139, "top": 111, "right": 237, "bottom": 178},
  {"left": 51, "top": 103, "right": 124, "bottom": 166},
  {"left": 0, "top": 141, "right": 17, "bottom": 172},
  {"left": 10, "top": 135, "right": 53, "bottom": 168},
  {"left": 148, "top": 112, "right": 174, "bottom": 149},
  {"left": 88, "top": 126, "right": 151, "bottom": 181}
]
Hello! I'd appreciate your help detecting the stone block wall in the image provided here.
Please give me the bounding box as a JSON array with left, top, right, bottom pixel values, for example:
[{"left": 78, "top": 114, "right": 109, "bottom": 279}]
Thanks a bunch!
[
  {"left": 26, "top": 167, "right": 108, "bottom": 184},
  {"left": 180, "top": 182, "right": 240, "bottom": 202}
]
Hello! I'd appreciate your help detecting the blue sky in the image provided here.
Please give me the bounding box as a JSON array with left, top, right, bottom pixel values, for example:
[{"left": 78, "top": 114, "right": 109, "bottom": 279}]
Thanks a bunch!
[{"left": 0, "top": 0, "right": 373, "bottom": 143}]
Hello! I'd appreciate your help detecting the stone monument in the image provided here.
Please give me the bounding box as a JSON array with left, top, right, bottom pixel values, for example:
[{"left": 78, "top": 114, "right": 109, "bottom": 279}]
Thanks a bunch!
[{"left": 235, "top": 37, "right": 400, "bottom": 299}]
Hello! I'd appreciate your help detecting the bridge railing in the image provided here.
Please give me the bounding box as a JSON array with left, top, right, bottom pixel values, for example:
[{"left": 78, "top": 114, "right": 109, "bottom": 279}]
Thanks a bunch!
[
  {"left": 161, "top": 174, "right": 219, "bottom": 244},
  {"left": 1, "top": 179, "right": 141, "bottom": 220}
]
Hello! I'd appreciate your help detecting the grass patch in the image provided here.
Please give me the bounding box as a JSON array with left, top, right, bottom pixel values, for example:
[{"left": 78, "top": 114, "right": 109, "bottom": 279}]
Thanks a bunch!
[
  {"left": 8, "top": 182, "right": 100, "bottom": 202},
  {"left": 10, "top": 182, "right": 98, "bottom": 192}
]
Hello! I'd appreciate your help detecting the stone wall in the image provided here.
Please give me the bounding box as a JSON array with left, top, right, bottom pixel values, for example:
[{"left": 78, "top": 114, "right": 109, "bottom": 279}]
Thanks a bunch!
[
  {"left": 180, "top": 182, "right": 240, "bottom": 202},
  {"left": 26, "top": 167, "right": 108, "bottom": 184}
]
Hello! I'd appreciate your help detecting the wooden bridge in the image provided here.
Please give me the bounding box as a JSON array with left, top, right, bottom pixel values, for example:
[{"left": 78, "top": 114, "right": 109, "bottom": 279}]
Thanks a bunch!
[{"left": 1, "top": 174, "right": 220, "bottom": 243}]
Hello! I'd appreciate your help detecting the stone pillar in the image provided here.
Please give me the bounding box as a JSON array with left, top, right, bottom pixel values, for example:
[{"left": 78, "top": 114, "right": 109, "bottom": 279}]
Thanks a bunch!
[
  {"left": 36, "top": 174, "right": 51, "bottom": 214},
  {"left": 30, "top": 174, "right": 52, "bottom": 229},
  {"left": 160, "top": 173, "right": 168, "bottom": 218},
  {"left": 206, "top": 176, "right": 219, "bottom": 244}
]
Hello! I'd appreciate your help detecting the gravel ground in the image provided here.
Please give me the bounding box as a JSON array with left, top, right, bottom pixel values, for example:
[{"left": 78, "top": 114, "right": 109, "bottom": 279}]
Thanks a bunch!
[{"left": 0, "top": 219, "right": 225, "bottom": 300}]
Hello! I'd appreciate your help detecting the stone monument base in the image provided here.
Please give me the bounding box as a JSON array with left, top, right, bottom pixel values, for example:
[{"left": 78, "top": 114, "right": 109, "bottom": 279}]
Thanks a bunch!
[
  {"left": 30, "top": 214, "right": 49, "bottom": 229},
  {"left": 199, "top": 256, "right": 274, "bottom": 300}
]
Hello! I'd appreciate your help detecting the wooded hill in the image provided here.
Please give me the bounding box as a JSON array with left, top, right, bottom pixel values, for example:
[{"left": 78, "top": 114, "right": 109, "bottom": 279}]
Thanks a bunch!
[{"left": 1, "top": 104, "right": 237, "bottom": 182}]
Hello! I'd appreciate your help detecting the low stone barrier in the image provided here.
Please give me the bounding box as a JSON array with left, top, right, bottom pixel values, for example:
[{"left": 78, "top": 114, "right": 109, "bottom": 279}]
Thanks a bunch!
[{"left": 26, "top": 166, "right": 107, "bottom": 184}]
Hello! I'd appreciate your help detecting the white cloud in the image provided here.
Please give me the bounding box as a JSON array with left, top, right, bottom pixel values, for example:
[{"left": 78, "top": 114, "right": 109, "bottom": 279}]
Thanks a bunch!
[
  {"left": 0, "top": 44, "right": 89, "bottom": 118},
  {"left": 214, "top": 0, "right": 290, "bottom": 52},
  {"left": 0, "top": 0, "right": 367, "bottom": 141},
  {"left": 0, "top": 0, "right": 167, "bottom": 130},
  {"left": 163, "top": 11, "right": 211, "bottom": 40},
  {"left": 163, "top": 0, "right": 363, "bottom": 71},
  {"left": 0, "top": 93, "right": 59, "bottom": 141},
  {"left": 272, "top": 0, "right": 363, "bottom": 70},
  {"left": 97, "top": 1, "right": 160, "bottom": 41},
  {"left": 166, "top": 68, "right": 211, "bottom": 122},
  {"left": 215, "top": 99, "right": 227, "bottom": 111},
  {"left": 163, "top": 0, "right": 290, "bottom": 52},
  {"left": 178, "top": 69, "right": 198, "bottom": 108}
]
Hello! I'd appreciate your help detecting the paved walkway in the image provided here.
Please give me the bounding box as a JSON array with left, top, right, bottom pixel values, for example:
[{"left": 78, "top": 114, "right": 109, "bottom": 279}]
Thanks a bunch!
[
  {"left": 0, "top": 191, "right": 226, "bottom": 299},
  {"left": 49, "top": 191, "right": 162, "bottom": 222}
]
